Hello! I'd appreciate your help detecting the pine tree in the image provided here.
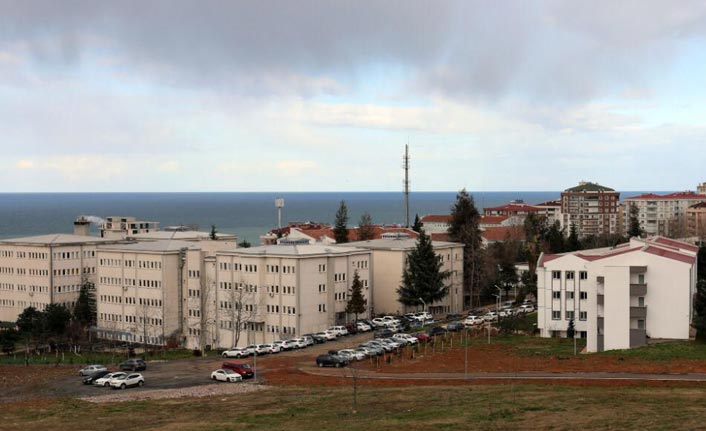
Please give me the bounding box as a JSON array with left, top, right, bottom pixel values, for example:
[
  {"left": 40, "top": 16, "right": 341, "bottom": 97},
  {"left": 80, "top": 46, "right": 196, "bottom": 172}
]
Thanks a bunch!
[
  {"left": 73, "top": 279, "right": 96, "bottom": 327},
  {"left": 694, "top": 280, "right": 706, "bottom": 342},
  {"left": 412, "top": 214, "right": 422, "bottom": 233},
  {"left": 358, "top": 212, "right": 374, "bottom": 241},
  {"left": 628, "top": 204, "right": 643, "bottom": 238},
  {"left": 333, "top": 200, "right": 349, "bottom": 243},
  {"left": 397, "top": 230, "right": 451, "bottom": 307},
  {"left": 567, "top": 223, "right": 581, "bottom": 251},
  {"left": 210, "top": 224, "right": 218, "bottom": 240},
  {"left": 567, "top": 318, "right": 576, "bottom": 339},
  {"left": 447, "top": 189, "right": 483, "bottom": 308},
  {"left": 346, "top": 270, "right": 367, "bottom": 321}
]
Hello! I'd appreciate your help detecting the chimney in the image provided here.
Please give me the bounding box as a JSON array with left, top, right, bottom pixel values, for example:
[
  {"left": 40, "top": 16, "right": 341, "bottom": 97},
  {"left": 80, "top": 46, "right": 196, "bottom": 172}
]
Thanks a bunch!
[{"left": 73, "top": 216, "right": 91, "bottom": 236}]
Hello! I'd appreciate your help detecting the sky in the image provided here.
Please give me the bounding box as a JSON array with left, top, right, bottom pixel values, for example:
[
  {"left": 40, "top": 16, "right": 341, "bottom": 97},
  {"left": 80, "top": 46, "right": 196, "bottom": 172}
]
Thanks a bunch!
[{"left": 1, "top": 0, "right": 705, "bottom": 192}]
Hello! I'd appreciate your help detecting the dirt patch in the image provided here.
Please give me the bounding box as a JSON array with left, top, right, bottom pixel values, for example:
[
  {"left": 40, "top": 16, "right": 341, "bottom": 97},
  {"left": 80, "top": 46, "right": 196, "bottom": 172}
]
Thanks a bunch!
[{"left": 81, "top": 382, "right": 267, "bottom": 403}]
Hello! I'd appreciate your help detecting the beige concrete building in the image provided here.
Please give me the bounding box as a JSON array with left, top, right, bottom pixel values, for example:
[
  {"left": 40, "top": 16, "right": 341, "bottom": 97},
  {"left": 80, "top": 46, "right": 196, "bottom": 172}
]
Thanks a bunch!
[
  {"left": 214, "top": 245, "right": 371, "bottom": 348},
  {"left": 345, "top": 238, "right": 464, "bottom": 316},
  {"left": 560, "top": 182, "right": 620, "bottom": 237},
  {"left": 625, "top": 192, "right": 706, "bottom": 238},
  {"left": 687, "top": 202, "right": 706, "bottom": 240},
  {"left": 0, "top": 234, "right": 122, "bottom": 322},
  {"left": 101, "top": 216, "right": 160, "bottom": 239}
]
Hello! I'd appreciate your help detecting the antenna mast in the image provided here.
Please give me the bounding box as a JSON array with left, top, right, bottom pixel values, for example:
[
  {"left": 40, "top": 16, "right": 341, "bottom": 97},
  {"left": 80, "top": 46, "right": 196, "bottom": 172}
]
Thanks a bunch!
[{"left": 403, "top": 144, "right": 410, "bottom": 228}]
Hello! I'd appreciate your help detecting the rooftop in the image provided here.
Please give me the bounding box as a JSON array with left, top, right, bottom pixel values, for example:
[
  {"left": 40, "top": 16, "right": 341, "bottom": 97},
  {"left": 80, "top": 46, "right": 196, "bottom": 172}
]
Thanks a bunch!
[
  {"left": 129, "top": 231, "right": 237, "bottom": 241},
  {"left": 625, "top": 192, "right": 706, "bottom": 201},
  {"left": 220, "top": 244, "right": 367, "bottom": 257},
  {"left": 0, "top": 234, "right": 121, "bottom": 246},
  {"left": 346, "top": 238, "right": 460, "bottom": 250},
  {"left": 564, "top": 182, "right": 615, "bottom": 193},
  {"left": 98, "top": 240, "right": 200, "bottom": 252}
]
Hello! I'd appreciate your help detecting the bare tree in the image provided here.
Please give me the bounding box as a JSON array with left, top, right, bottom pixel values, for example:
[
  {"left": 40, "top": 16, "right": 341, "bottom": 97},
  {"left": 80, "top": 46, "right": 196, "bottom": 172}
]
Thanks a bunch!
[
  {"left": 132, "top": 300, "right": 163, "bottom": 354},
  {"left": 223, "top": 282, "right": 259, "bottom": 348}
]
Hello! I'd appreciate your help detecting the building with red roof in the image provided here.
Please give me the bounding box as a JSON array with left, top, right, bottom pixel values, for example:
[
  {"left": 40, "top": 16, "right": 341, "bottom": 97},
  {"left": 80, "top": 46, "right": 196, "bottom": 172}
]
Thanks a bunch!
[
  {"left": 536, "top": 236, "right": 697, "bottom": 353},
  {"left": 625, "top": 191, "right": 706, "bottom": 237}
]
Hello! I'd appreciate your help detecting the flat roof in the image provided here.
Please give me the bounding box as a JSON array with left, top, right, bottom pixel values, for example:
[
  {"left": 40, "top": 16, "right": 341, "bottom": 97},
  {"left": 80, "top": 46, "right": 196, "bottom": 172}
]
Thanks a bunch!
[
  {"left": 98, "top": 240, "right": 200, "bottom": 253},
  {"left": 129, "top": 231, "right": 237, "bottom": 241},
  {"left": 345, "top": 238, "right": 462, "bottom": 250},
  {"left": 0, "top": 234, "right": 121, "bottom": 246},
  {"left": 220, "top": 244, "right": 368, "bottom": 257}
]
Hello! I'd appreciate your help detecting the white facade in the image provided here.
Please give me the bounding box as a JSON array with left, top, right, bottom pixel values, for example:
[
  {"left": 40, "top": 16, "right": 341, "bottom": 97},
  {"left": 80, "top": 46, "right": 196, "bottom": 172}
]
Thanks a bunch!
[
  {"left": 213, "top": 245, "right": 371, "bottom": 348},
  {"left": 537, "top": 237, "right": 697, "bottom": 352},
  {"left": 345, "top": 238, "right": 464, "bottom": 316},
  {"left": 0, "top": 234, "right": 122, "bottom": 322},
  {"left": 625, "top": 193, "right": 706, "bottom": 237}
]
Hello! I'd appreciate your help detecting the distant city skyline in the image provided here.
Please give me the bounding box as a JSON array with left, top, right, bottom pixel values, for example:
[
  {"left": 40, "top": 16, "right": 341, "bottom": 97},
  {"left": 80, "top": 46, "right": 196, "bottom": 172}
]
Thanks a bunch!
[{"left": 1, "top": 1, "right": 706, "bottom": 192}]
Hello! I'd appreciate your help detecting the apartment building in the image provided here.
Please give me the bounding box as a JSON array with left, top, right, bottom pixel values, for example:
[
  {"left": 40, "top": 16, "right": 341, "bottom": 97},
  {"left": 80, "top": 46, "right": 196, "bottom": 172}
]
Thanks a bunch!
[
  {"left": 0, "top": 234, "right": 122, "bottom": 322},
  {"left": 101, "top": 216, "right": 160, "bottom": 239},
  {"left": 419, "top": 215, "right": 452, "bottom": 233},
  {"left": 537, "top": 237, "right": 697, "bottom": 352},
  {"left": 687, "top": 202, "right": 706, "bottom": 239},
  {"left": 346, "top": 237, "right": 464, "bottom": 314},
  {"left": 625, "top": 192, "right": 706, "bottom": 238},
  {"left": 560, "top": 182, "right": 620, "bottom": 237},
  {"left": 214, "top": 245, "right": 371, "bottom": 348}
]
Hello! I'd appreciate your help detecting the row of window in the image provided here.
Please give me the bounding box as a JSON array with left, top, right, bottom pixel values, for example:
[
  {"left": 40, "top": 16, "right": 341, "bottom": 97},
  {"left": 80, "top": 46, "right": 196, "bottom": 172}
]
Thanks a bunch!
[
  {"left": 188, "top": 270, "right": 200, "bottom": 278},
  {"left": 353, "top": 260, "right": 369, "bottom": 269},
  {"left": 98, "top": 259, "right": 163, "bottom": 269},
  {"left": 98, "top": 277, "right": 162, "bottom": 288},
  {"left": 266, "top": 264, "right": 296, "bottom": 274},
  {"left": 99, "top": 313, "right": 163, "bottom": 326},
  {"left": 55, "top": 284, "right": 82, "bottom": 294},
  {"left": 334, "top": 273, "right": 347, "bottom": 282},
  {"left": 552, "top": 291, "right": 589, "bottom": 300},
  {"left": 551, "top": 310, "right": 588, "bottom": 321},
  {"left": 552, "top": 271, "right": 588, "bottom": 280}
]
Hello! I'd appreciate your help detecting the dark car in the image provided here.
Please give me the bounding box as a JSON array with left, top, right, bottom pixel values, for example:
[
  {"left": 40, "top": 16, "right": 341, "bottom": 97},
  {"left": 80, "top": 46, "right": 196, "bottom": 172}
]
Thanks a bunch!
[
  {"left": 82, "top": 370, "right": 111, "bottom": 385},
  {"left": 446, "top": 313, "right": 463, "bottom": 321},
  {"left": 345, "top": 323, "right": 359, "bottom": 335},
  {"left": 315, "top": 354, "right": 349, "bottom": 368},
  {"left": 374, "top": 328, "right": 395, "bottom": 338},
  {"left": 414, "top": 332, "right": 432, "bottom": 343},
  {"left": 304, "top": 333, "right": 327, "bottom": 344},
  {"left": 446, "top": 322, "right": 465, "bottom": 332},
  {"left": 119, "top": 358, "right": 147, "bottom": 371},
  {"left": 428, "top": 326, "right": 448, "bottom": 337},
  {"left": 222, "top": 361, "right": 254, "bottom": 378}
]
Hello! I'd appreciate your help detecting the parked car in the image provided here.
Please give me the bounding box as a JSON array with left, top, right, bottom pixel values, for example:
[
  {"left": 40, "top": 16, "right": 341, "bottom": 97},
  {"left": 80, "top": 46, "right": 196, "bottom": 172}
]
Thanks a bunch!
[
  {"left": 446, "top": 322, "right": 465, "bottom": 332},
  {"left": 413, "top": 332, "right": 432, "bottom": 343},
  {"left": 222, "top": 362, "right": 254, "bottom": 378},
  {"left": 109, "top": 373, "right": 144, "bottom": 389},
  {"left": 367, "top": 340, "right": 394, "bottom": 353},
  {"left": 301, "top": 335, "right": 315, "bottom": 346},
  {"left": 315, "top": 354, "right": 349, "bottom": 368},
  {"left": 378, "top": 338, "right": 402, "bottom": 349},
  {"left": 211, "top": 369, "right": 243, "bottom": 383},
  {"left": 82, "top": 370, "right": 110, "bottom": 385},
  {"left": 305, "top": 333, "right": 327, "bottom": 344},
  {"left": 94, "top": 372, "right": 125, "bottom": 387},
  {"left": 353, "top": 347, "right": 372, "bottom": 358},
  {"left": 358, "top": 345, "right": 383, "bottom": 356},
  {"left": 289, "top": 338, "right": 307, "bottom": 349},
  {"left": 375, "top": 328, "right": 395, "bottom": 338},
  {"left": 355, "top": 321, "right": 372, "bottom": 332},
  {"left": 371, "top": 317, "right": 387, "bottom": 328},
  {"left": 483, "top": 312, "right": 499, "bottom": 322},
  {"left": 415, "top": 311, "right": 433, "bottom": 321},
  {"left": 254, "top": 344, "right": 272, "bottom": 355},
  {"left": 392, "top": 333, "right": 419, "bottom": 345},
  {"left": 329, "top": 326, "right": 349, "bottom": 337},
  {"left": 498, "top": 309, "right": 512, "bottom": 318},
  {"left": 428, "top": 326, "right": 448, "bottom": 337},
  {"left": 519, "top": 304, "right": 535, "bottom": 313},
  {"left": 222, "top": 347, "right": 251, "bottom": 358},
  {"left": 464, "top": 315, "right": 484, "bottom": 327},
  {"left": 119, "top": 358, "right": 146, "bottom": 371},
  {"left": 446, "top": 313, "right": 463, "bottom": 321},
  {"left": 79, "top": 364, "right": 107, "bottom": 376},
  {"left": 275, "top": 340, "right": 297, "bottom": 351},
  {"left": 345, "top": 323, "right": 359, "bottom": 335},
  {"left": 264, "top": 343, "right": 282, "bottom": 353}
]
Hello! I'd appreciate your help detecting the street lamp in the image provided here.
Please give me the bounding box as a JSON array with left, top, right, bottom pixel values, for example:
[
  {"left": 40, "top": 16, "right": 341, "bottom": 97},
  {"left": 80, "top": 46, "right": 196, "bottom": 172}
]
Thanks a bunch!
[
  {"left": 495, "top": 286, "right": 502, "bottom": 311},
  {"left": 418, "top": 297, "right": 426, "bottom": 312}
]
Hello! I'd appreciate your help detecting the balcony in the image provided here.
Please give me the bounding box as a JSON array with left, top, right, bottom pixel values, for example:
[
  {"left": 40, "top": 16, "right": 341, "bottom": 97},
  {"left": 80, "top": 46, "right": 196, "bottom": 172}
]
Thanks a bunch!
[
  {"left": 630, "top": 266, "right": 647, "bottom": 274},
  {"left": 630, "top": 306, "right": 647, "bottom": 319},
  {"left": 597, "top": 335, "right": 604, "bottom": 352},
  {"left": 630, "top": 329, "right": 646, "bottom": 348},
  {"left": 630, "top": 284, "right": 647, "bottom": 296},
  {"left": 597, "top": 276, "right": 605, "bottom": 284},
  {"left": 597, "top": 317, "right": 604, "bottom": 330},
  {"left": 597, "top": 294, "right": 604, "bottom": 306}
]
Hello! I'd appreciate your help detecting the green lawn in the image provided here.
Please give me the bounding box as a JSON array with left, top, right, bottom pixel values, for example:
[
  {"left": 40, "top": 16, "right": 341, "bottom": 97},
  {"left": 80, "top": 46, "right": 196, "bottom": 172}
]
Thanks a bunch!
[
  {"left": 0, "top": 348, "right": 198, "bottom": 366},
  {"left": 3, "top": 384, "right": 706, "bottom": 430}
]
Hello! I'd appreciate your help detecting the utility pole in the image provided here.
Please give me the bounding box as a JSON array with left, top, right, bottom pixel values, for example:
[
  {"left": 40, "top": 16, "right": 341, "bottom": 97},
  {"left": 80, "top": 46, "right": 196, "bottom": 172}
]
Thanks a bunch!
[{"left": 403, "top": 144, "right": 410, "bottom": 228}]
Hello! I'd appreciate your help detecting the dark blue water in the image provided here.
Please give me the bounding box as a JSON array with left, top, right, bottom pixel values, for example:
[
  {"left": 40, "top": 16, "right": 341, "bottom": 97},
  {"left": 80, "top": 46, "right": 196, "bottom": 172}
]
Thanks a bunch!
[{"left": 0, "top": 191, "right": 651, "bottom": 242}]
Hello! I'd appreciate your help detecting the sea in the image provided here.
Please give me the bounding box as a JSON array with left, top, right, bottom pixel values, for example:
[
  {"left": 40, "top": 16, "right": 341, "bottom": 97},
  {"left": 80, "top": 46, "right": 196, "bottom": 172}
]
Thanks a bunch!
[{"left": 0, "top": 191, "right": 655, "bottom": 243}]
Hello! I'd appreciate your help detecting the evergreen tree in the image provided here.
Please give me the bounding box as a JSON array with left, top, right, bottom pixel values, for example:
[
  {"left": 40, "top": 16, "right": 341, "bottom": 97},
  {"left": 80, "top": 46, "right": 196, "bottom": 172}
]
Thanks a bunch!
[
  {"left": 412, "top": 214, "right": 422, "bottom": 233},
  {"left": 0, "top": 328, "right": 20, "bottom": 355},
  {"left": 44, "top": 304, "right": 71, "bottom": 337},
  {"left": 698, "top": 245, "right": 706, "bottom": 282},
  {"left": 447, "top": 189, "right": 483, "bottom": 308},
  {"left": 545, "top": 221, "right": 566, "bottom": 253},
  {"left": 694, "top": 280, "right": 706, "bottom": 342},
  {"left": 628, "top": 204, "right": 642, "bottom": 238},
  {"left": 567, "top": 223, "right": 581, "bottom": 251},
  {"left": 346, "top": 270, "right": 367, "bottom": 321},
  {"left": 397, "top": 230, "right": 451, "bottom": 307},
  {"left": 16, "top": 306, "right": 44, "bottom": 339},
  {"left": 567, "top": 318, "right": 576, "bottom": 339},
  {"left": 210, "top": 224, "right": 218, "bottom": 240},
  {"left": 333, "top": 200, "right": 349, "bottom": 243},
  {"left": 73, "top": 279, "right": 96, "bottom": 327},
  {"left": 238, "top": 239, "right": 252, "bottom": 248},
  {"left": 358, "top": 212, "right": 374, "bottom": 241},
  {"left": 523, "top": 213, "right": 548, "bottom": 279}
]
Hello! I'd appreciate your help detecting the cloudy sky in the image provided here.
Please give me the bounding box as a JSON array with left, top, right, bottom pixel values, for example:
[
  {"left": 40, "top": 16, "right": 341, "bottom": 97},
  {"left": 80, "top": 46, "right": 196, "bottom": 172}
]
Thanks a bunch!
[{"left": 1, "top": 0, "right": 705, "bottom": 192}]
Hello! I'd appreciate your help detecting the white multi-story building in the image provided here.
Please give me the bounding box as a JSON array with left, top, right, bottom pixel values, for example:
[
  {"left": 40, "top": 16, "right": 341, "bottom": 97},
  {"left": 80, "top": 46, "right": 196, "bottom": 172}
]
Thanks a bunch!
[
  {"left": 214, "top": 245, "right": 371, "bottom": 348},
  {"left": 537, "top": 237, "right": 697, "bottom": 352},
  {"left": 624, "top": 192, "right": 706, "bottom": 238},
  {"left": 346, "top": 237, "right": 464, "bottom": 315},
  {"left": 101, "top": 216, "right": 160, "bottom": 239},
  {"left": 0, "top": 233, "right": 122, "bottom": 322}
]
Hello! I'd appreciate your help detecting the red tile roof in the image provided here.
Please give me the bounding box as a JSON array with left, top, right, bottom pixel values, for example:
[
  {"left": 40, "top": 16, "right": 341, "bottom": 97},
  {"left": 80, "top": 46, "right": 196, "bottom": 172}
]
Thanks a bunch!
[
  {"left": 644, "top": 246, "right": 696, "bottom": 265},
  {"left": 575, "top": 247, "right": 642, "bottom": 262},
  {"left": 650, "top": 237, "right": 699, "bottom": 252},
  {"left": 484, "top": 204, "right": 541, "bottom": 213},
  {"left": 420, "top": 214, "right": 452, "bottom": 223},
  {"left": 479, "top": 215, "right": 510, "bottom": 225},
  {"left": 430, "top": 233, "right": 452, "bottom": 242},
  {"left": 625, "top": 192, "right": 706, "bottom": 201},
  {"left": 690, "top": 202, "right": 706, "bottom": 209}
]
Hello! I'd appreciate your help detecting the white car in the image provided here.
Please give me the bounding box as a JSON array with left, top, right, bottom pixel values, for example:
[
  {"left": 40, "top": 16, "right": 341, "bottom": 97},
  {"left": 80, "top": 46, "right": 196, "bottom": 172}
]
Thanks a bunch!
[
  {"left": 254, "top": 344, "right": 272, "bottom": 355},
  {"left": 382, "top": 316, "right": 400, "bottom": 324},
  {"left": 329, "top": 326, "right": 349, "bottom": 337},
  {"left": 392, "top": 333, "right": 419, "bottom": 345},
  {"left": 415, "top": 311, "right": 433, "bottom": 321},
  {"left": 275, "top": 339, "right": 297, "bottom": 350},
  {"left": 93, "top": 372, "right": 126, "bottom": 387},
  {"left": 109, "top": 373, "right": 144, "bottom": 389},
  {"left": 498, "top": 310, "right": 512, "bottom": 318},
  {"left": 323, "top": 330, "right": 338, "bottom": 340},
  {"left": 519, "top": 304, "right": 535, "bottom": 313},
  {"left": 371, "top": 318, "right": 387, "bottom": 328},
  {"left": 262, "top": 343, "right": 281, "bottom": 354},
  {"left": 464, "top": 316, "right": 484, "bottom": 326},
  {"left": 356, "top": 322, "right": 372, "bottom": 332},
  {"left": 483, "top": 312, "right": 498, "bottom": 322},
  {"left": 289, "top": 338, "right": 307, "bottom": 349},
  {"left": 222, "top": 347, "right": 252, "bottom": 358},
  {"left": 79, "top": 364, "right": 107, "bottom": 376},
  {"left": 211, "top": 369, "right": 243, "bottom": 383},
  {"left": 338, "top": 349, "right": 366, "bottom": 361}
]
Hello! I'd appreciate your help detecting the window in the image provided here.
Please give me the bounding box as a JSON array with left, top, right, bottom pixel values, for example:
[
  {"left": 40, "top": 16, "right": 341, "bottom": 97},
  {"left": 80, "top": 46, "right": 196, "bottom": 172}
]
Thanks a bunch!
[
  {"left": 552, "top": 291, "right": 561, "bottom": 299},
  {"left": 579, "top": 311, "right": 587, "bottom": 321},
  {"left": 638, "top": 274, "right": 645, "bottom": 284},
  {"left": 552, "top": 271, "right": 561, "bottom": 280},
  {"left": 565, "top": 311, "right": 574, "bottom": 320},
  {"left": 637, "top": 319, "right": 645, "bottom": 330},
  {"left": 579, "top": 271, "right": 588, "bottom": 280},
  {"left": 567, "top": 291, "right": 574, "bottom": 300},
  {"left": 638, "top": 297, "right": 645, "bottom": 307},
  {"left": 580, "top": 291, "right": 588, "bottom": 300},
  {"left": 552, "top": 310, "right": 561, "bottom": 320},
  {"left": 566, "top": 271, "right": 575, "bottom": 280}
]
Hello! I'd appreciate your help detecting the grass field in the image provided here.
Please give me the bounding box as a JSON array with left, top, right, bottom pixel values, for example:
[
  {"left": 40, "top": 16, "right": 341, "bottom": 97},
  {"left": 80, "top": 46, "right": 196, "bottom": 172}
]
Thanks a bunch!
[
  {"left": 3, "top": 383, "right": 706, "bottom": 430},
  {"left": 0, "top": 348, "right": 198, "bottom": 366}
]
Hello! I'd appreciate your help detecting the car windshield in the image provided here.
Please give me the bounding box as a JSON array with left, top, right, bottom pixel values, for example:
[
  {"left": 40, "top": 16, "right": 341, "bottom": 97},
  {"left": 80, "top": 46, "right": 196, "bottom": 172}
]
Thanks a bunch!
[
  {"left": 239, "top": 364, "right": 251, "bottom": 369},
  {"left": 113, "top": 375, "right": 127, "bottom": 380}
]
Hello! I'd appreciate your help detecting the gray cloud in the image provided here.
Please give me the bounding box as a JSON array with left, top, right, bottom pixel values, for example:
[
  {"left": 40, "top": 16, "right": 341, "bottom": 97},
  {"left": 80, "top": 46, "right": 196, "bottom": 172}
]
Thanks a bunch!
[{"left": 3, "top": 0, "right": 706, "bottom": 101}]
